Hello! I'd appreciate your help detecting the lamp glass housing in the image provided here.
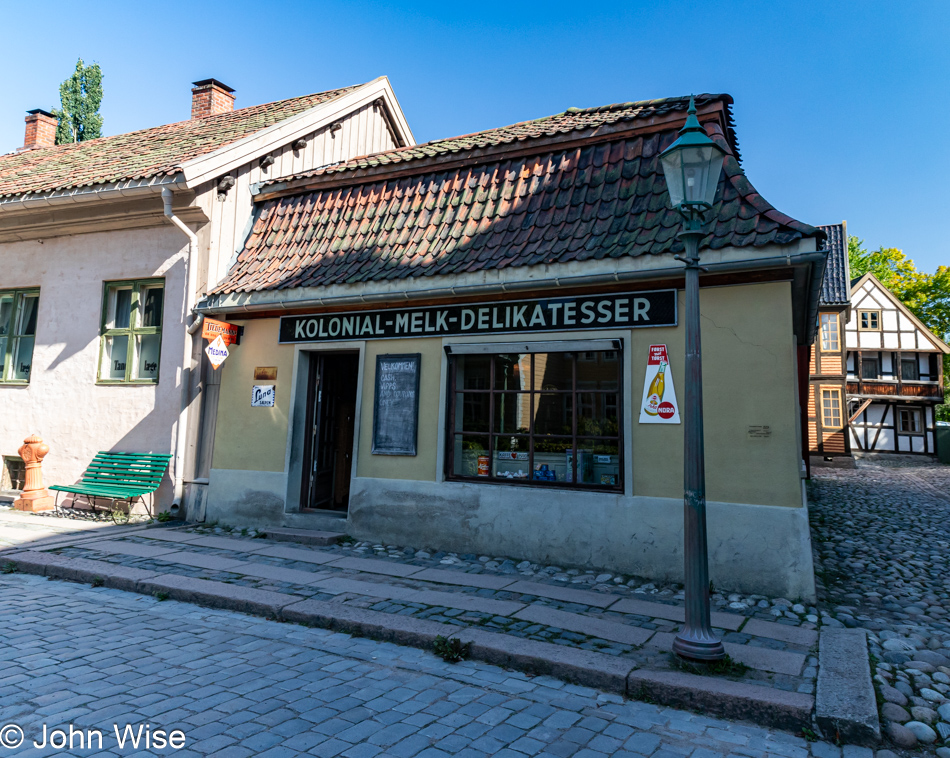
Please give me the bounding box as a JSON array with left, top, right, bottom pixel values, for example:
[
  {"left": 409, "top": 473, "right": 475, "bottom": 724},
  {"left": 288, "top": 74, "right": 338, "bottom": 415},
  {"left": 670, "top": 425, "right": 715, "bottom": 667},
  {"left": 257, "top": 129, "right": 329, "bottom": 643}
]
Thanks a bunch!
[{"left": 660, "top": 144, "right": 724, "bottom": 208}]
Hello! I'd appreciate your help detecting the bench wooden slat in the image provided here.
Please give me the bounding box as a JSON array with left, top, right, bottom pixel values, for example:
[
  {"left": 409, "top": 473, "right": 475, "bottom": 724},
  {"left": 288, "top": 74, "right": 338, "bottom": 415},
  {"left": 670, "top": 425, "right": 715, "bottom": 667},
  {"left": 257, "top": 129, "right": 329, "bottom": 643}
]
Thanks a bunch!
[{"left": 51, "top": 451, "right": 171, "bottom": 505}]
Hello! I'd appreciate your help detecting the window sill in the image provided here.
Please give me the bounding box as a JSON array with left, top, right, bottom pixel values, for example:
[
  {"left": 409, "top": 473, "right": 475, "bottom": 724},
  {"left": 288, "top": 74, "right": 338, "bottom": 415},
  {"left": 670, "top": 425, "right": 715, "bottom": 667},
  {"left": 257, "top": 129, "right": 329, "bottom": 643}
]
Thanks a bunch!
[
  {"left": 445, "top": 475, "right": 623, "bottom": 493},
  {"left": 95, "top": 381, "right": 159, "bottom": 387},
  {"left": 0, "top": 381, "right": 31, "bottom": 387}
]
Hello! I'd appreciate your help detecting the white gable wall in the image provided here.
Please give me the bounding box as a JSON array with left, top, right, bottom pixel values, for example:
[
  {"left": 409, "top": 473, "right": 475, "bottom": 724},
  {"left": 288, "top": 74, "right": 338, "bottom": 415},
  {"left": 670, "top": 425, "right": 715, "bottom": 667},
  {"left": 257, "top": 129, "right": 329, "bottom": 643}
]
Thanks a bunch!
[
  {"left": 195, "top": 102, "right": 399, "bottom": 295},
  {"left": 845, "top": 278, "right": 943, "bottom": 352}
]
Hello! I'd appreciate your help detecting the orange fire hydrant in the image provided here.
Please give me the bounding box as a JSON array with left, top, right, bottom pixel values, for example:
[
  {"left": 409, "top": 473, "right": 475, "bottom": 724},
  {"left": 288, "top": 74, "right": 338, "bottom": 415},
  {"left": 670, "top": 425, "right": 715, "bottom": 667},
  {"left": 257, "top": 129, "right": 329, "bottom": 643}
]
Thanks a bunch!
[{"left": 13, "top": 434, "right": 54, "bottom": 512}]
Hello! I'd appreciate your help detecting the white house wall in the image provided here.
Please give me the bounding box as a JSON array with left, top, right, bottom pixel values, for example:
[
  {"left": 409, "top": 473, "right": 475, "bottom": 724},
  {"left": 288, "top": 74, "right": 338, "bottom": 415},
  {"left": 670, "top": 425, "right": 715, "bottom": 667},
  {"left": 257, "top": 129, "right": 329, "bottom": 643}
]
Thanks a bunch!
[
  {"left": 196, "top": 103, "right": 399, "bottom": 293},
  {"left": 0, "top": 226, "right": 188, "bottom": 505}
]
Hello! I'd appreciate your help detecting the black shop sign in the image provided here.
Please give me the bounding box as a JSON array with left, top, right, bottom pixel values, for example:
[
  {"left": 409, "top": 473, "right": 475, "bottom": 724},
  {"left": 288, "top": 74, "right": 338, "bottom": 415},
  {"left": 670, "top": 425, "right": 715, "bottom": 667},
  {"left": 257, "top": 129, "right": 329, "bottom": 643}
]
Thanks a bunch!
[{"left": 278, "top": 289, "right": 676, "bottom": 344}]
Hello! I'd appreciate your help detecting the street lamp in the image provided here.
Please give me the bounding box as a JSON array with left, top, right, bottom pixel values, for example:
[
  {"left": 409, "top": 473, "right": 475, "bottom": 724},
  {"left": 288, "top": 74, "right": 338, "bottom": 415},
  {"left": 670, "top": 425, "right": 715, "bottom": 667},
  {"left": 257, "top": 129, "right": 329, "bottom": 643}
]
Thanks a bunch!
[{"left": 658, "top": 96, "right": 727, "bottom": 662}]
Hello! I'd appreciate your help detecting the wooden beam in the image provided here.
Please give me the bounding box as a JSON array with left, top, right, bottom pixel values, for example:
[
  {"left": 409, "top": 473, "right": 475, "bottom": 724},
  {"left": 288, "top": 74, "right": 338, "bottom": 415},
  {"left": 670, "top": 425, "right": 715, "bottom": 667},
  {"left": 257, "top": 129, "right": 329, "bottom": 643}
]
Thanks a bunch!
[{"left": 849, "top": 398, "right": 873, "bottom": 424}]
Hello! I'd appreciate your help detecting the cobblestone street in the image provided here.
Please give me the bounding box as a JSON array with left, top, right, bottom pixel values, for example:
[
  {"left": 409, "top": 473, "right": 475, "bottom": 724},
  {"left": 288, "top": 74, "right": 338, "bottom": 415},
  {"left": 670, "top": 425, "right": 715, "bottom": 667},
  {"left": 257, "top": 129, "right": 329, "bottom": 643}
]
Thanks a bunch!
[
  {"left": 0, "top": 573, "right": 827, "bottom": 758},
  {"left": 809, "top": 458, "right": 950, "bottom": 753}
]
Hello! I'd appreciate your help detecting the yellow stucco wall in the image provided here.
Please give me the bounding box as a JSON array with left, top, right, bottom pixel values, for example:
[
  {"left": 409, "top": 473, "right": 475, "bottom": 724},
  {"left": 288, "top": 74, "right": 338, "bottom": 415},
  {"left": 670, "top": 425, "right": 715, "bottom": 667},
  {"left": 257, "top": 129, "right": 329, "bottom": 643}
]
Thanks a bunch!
[
  {"left": 209, "top": 280, "right": 801, "bottom": 506},
  {"left": 211, "top": 318, "right": 297, "bottom": 472},
  {"left": 630, "top": 281, "right": 801, "bottom": 507},
  {"left": 355, "top": 338, "right": 442, "bottom": 482}
]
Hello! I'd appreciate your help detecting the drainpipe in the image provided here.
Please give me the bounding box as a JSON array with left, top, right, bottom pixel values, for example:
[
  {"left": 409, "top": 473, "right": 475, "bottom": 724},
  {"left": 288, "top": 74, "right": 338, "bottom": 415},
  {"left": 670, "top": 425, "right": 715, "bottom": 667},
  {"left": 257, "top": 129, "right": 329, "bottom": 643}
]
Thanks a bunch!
[{"left": 162, "top": 188, "right": 199, "bottom": 513}]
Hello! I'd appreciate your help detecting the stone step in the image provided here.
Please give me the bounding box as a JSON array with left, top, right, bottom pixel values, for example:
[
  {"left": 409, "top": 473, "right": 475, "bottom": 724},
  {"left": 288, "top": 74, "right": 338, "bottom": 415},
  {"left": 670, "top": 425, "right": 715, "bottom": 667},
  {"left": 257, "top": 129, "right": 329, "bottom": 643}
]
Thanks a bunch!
[
  {"left": 514, "top": 605, "right": 654, "bottom": 647},
  {"left": 262, "top": 527, "right": 344, "bottom": 546},
  {"left": 645, "top": 632, "right": 806, "bottom": 676}
]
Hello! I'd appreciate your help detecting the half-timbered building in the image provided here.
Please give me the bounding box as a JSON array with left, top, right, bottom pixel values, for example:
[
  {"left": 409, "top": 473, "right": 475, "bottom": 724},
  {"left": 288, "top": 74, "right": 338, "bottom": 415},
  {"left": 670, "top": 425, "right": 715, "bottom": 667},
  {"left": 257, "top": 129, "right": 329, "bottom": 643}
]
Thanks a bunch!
[{"left": 845, "top": 273, "right": 949, "bottom": 454}]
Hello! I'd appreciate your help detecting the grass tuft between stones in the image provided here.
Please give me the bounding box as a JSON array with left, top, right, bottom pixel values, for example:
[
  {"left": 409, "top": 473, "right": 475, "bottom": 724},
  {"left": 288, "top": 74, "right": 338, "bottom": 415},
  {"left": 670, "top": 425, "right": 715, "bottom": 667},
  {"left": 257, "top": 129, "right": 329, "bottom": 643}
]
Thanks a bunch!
[
  {"left": 434, "top": 635, "right": 471, "bottom": 663},
  {"left": 0, "top": 562, "right": 18, "bottom": 574}
]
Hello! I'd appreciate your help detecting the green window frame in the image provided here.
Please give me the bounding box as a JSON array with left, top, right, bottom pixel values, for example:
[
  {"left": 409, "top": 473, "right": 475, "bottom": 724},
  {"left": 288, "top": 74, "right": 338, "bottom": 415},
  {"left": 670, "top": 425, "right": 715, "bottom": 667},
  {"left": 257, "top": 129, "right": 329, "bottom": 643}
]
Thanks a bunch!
[
  {"left": 97, "top": 279, "right": 164, "bottom": 384},
  {"left": 0, "top": 288, "right": 40, "bottom": 384}
]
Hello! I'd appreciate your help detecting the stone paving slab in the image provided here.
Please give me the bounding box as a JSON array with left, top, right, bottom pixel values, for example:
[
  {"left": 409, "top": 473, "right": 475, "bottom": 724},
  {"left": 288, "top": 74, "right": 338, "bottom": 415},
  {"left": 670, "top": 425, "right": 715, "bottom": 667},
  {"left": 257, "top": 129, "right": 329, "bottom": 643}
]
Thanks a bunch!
[
  {"left": 628, "top": 669, "right": 814, "bottom": 731},
  {"left": 646, "top": 632, "right": 806, "bottom": 676},
  {"left": 232, "top": 561, "right": 331, "bottom": 586},
  {"left": 317, "top": 576, "right": 526, "bottom": 617},
  {"left": 137, "top": 529, "right": 205, "bottom": 543},
  {"left": 411, "top": 566, "right": 516, "bottom": 590},
  {"left": 317, "top": 576, "right": 418, "bottom": 601},
  {"left": 506, "top": 579, "right": 621, "bottom": 608},
  {"left": 515, "top": 605, "right": 655, "bottom": 647},
  {"left": 250, "top": 544, "right": 340, "bottom": 564},
  {"left": 609, "top": 597, "right": 746, "bottom": 631},
  {"left": 743, "top": 617, "right": 820, "bottom": 646},
  {"left": 156, "top": 550, "right": 248, "bottom": 572},
  {"left": 78, "top": 538, "right": 177, "bottom": 558},
  {"left": 186, "top": 535, "right": 269, "bottom": 552},
  {"left": 328, "top": 555, "right": 424, "bottom": 577}
]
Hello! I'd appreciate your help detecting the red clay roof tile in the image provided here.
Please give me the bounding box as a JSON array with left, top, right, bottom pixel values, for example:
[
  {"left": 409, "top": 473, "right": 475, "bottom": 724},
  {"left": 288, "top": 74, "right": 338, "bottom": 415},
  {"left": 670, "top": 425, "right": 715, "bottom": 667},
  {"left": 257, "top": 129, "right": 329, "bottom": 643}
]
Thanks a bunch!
[{"left": 0, "top": 84, "right": 363, "bottom": 199}]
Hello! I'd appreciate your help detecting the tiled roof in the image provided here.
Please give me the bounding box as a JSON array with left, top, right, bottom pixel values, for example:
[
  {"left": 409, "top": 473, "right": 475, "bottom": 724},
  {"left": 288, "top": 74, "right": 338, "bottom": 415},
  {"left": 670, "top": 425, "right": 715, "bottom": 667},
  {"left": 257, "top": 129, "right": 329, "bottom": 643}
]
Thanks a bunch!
[
  {"left": 213, "top": 95, "right": 822, "bottom": 295},
  {"left": 262, "top": 95, "right": 741, "bottom": 188},
  {"left": 0, "top": 84, "right": 363, "bottom": 199},
  {"left": 817, "top": 223, "right": 850, "bottom": 306}
]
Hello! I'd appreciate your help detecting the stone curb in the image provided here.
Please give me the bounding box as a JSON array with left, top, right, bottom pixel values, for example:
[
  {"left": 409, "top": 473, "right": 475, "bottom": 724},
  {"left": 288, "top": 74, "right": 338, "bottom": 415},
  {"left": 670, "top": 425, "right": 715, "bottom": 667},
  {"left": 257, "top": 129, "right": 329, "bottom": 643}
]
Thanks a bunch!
[
  {"left": 815, "top": 628, "right": 881, "bottom": 746},
  {"left": 3, "top": 551, "right": 815, "bottom": 731},
  {"left": 627, "top": 670, "right": 814, "bottom": 731}
]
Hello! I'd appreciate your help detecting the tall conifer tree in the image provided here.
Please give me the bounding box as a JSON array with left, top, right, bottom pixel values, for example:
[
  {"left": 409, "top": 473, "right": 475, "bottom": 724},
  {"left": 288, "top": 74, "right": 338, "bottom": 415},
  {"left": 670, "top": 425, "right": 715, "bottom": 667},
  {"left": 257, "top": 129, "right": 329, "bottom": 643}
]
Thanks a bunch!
[{"left": 53, "top": 58, "right": 103, "bottom": 144}]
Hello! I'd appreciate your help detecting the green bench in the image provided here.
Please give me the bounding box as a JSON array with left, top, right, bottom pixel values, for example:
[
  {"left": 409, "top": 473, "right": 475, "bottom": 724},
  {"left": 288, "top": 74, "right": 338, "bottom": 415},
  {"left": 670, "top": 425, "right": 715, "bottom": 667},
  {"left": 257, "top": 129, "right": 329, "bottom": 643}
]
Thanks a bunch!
[{"left": 51, "top": 451, "right": 173, "bottom": 521}]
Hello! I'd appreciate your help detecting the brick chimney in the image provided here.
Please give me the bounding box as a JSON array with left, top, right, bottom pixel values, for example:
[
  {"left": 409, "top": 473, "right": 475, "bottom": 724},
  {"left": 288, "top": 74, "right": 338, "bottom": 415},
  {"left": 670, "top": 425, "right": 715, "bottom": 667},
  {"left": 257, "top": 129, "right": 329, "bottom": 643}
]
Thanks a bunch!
[
  {"left": 191, "top": 79, "right": 235, "bottom": 119},
  {"left": 23, "top": 109, "right": 58, "bottom": 149}
]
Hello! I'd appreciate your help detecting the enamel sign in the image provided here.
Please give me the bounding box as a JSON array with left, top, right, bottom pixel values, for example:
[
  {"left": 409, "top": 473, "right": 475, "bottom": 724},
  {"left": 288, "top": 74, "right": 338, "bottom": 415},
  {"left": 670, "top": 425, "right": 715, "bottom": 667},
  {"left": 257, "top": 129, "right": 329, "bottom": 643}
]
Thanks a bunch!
[
  {"left": 205, "top": 335, "right": 229, "bottom": 369},
  {"left": 279, "top": 289, "right": 676, "bottom": 343},
  {"left": 251, "top": 385, "right": 276, "bottom": 407},
  {"left": 639, "top": 344, "right": 680, "bottom": 424}
]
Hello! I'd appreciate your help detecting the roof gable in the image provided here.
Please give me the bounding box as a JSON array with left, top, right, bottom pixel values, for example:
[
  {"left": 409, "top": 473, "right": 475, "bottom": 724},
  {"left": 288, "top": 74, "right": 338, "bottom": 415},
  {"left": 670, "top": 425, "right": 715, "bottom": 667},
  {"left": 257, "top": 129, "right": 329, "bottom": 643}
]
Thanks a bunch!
[
  {"left": 211, "top": 94, "right": 822, "bottom": 297},
  {"left": 848, "top": 273, "right": 950, "bottom": 353},
  {"left": 0, "top": 81, "right": 391, "bottom": 200}
]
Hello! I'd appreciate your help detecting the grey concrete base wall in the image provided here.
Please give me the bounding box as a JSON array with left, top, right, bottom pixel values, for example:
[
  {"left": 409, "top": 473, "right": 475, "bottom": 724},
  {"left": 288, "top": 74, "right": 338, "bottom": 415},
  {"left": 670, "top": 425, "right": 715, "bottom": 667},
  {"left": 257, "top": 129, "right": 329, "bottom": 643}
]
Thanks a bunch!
[
  {"left": 206, "top": 469, "right": 289, "bottom": 528},
  {"left": 347, "top": 477, "right": 817, "bottom": 602}
]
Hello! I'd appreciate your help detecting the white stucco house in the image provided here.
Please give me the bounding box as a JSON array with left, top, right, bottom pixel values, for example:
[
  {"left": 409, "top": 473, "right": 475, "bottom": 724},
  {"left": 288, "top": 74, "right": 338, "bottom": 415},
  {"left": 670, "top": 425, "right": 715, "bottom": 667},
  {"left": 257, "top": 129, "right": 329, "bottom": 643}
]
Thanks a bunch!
[{"left": 0, "top": 77, "right": 414, "bottom": 514}]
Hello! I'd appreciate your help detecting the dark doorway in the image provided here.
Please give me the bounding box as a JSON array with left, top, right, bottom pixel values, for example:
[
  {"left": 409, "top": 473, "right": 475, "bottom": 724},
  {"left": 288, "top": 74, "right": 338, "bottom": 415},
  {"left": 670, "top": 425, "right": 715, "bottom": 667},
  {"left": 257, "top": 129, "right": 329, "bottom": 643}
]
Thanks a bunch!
[{"left": 301, "top": 352, "right": 359, "bottom": 511}]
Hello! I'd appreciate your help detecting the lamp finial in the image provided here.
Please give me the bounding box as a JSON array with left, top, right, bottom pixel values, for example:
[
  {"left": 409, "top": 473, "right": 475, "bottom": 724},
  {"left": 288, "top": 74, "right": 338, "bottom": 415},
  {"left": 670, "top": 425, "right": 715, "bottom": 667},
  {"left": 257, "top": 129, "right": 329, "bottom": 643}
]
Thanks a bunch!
[{"left": 680, "top": 95, "right": 703, "bottom": 135}]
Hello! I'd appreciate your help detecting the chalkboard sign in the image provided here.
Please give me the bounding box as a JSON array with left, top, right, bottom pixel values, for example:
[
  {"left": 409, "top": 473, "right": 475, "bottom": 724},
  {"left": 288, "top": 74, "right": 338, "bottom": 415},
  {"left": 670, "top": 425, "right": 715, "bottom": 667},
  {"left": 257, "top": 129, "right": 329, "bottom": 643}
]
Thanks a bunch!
[{"left": 372, "top": 353, "right": 421, "bottom": 456}]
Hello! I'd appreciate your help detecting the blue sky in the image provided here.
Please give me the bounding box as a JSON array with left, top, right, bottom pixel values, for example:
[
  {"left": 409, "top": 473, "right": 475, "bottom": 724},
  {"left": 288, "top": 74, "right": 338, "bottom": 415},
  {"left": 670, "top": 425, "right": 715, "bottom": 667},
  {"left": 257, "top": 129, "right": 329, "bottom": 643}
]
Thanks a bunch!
[{"left": 2, "top": 1, "right": 947, "bottom": 272}]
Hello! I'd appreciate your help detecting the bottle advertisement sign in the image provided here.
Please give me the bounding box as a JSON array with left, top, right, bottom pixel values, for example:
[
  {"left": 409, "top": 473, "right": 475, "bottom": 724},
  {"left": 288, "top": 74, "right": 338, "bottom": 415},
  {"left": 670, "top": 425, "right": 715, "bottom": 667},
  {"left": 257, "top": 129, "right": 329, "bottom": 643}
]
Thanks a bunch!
[
  {"left": 639, "top": 344, "right": 680, "bottom": 424},
  {"left": 205, "top": 335, "right": 229, "bottom": 369}
]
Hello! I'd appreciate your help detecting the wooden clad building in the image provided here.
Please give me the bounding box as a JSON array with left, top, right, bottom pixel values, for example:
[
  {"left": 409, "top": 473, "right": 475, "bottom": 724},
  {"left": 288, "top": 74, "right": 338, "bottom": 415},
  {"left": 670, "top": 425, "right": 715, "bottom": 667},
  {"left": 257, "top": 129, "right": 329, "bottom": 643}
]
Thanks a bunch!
[{"left": 807, "top": 223, "right": 850, "bottom": 457}]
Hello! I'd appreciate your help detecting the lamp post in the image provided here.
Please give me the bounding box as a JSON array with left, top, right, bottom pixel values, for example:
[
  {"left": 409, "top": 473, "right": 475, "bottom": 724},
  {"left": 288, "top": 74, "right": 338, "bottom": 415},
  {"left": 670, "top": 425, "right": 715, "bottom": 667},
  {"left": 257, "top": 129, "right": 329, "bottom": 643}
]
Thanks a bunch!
[{"left": 658, "top": 97, "right": 727, "bottom": 662}]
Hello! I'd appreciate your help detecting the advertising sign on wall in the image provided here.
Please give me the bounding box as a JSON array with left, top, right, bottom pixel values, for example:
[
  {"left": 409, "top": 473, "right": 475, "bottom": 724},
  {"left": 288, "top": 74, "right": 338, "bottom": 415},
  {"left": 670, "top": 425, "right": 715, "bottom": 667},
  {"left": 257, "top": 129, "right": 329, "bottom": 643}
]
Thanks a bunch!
[
  {"left": 251, "top": 385, "right": 276, "bottom": 407},
  {"left": 205, "top": 335, "right": 229, "bottom": 369},
  {"left": 279, "top": 290, "right": 676, "bottom": 344},
  {"left": 639, "top": 344, "right": 680, "bottom": 424}
]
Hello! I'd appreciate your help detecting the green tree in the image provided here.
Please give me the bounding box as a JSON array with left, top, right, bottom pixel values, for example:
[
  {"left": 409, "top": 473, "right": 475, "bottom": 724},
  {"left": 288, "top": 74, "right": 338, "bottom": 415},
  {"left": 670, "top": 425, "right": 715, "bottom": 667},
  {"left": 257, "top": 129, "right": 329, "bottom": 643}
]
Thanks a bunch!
[
  {"left": 53, "top": 58, "right": 103, "bottom": 144},
  {"left": 849, "top": 236, "right": 950, "bottom": 421}
]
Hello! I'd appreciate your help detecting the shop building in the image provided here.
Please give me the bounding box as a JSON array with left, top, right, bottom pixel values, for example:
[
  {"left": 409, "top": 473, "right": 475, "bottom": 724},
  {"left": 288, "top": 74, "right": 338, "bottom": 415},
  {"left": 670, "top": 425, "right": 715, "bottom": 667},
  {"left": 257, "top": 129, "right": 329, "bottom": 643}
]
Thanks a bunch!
[
  {"left": 196, "top": 95, "right": 827, "bottom": 599},
  {"left": 0, "top": 77, "right": 412, "bottom": 509}
]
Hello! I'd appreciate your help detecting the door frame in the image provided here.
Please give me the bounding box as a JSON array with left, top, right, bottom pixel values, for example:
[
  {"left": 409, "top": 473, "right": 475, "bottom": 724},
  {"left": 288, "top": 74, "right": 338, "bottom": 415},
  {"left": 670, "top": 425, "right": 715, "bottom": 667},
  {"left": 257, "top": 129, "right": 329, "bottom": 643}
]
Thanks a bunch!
[{"left": 284, "top": 342, "right": 365, "bottom": 514}]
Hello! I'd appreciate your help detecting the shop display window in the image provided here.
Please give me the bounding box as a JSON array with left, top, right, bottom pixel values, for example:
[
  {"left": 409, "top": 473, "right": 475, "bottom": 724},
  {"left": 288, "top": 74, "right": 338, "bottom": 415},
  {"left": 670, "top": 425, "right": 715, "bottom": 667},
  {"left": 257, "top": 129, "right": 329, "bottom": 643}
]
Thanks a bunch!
[{"left": 447, "top": 349, "right": 622, "bottom": 490}]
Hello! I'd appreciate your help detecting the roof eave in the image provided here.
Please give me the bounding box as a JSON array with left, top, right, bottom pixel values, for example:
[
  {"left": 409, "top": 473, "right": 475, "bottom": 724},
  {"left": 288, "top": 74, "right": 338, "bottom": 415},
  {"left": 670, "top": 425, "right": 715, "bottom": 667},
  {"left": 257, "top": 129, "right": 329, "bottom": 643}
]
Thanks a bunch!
[
  {"left": 0, "top": 173, "right": 188, "bottom": 214},
  {"left": 254, "top": 99, "right": 734, "bottom": 203}
]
